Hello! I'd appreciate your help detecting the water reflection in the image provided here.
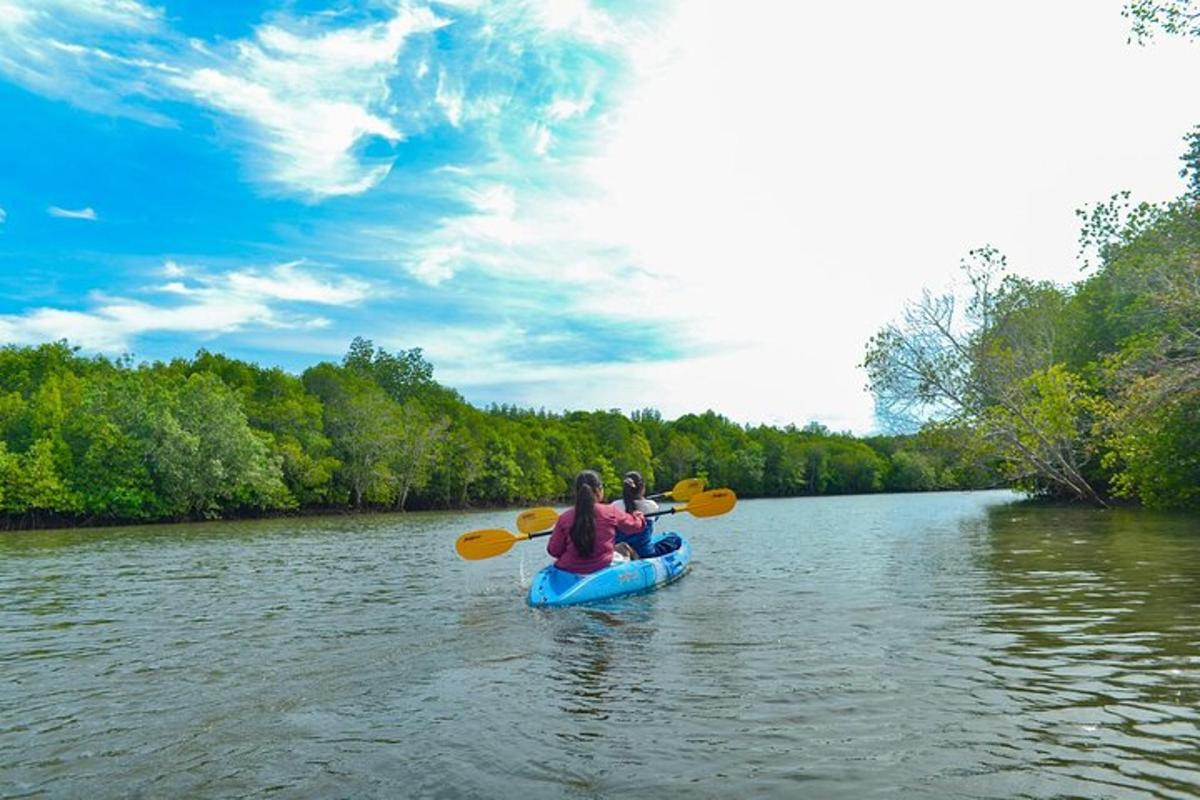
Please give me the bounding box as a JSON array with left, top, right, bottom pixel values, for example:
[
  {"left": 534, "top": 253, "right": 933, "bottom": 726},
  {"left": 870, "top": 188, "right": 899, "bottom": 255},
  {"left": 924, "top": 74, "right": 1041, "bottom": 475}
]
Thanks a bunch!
[
  {"left": 544, "top": 607, "right": 658, "bottom": 723},
  {"left": 976, "top": 505, "right": 1200, "bottom": 795}
]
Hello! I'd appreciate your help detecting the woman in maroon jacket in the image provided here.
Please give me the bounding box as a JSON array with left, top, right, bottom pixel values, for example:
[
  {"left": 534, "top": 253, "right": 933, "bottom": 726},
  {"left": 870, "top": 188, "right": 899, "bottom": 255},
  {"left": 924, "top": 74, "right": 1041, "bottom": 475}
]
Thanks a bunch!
[{"left": 547, "top": 470, "right": 646, "bottom": 574}]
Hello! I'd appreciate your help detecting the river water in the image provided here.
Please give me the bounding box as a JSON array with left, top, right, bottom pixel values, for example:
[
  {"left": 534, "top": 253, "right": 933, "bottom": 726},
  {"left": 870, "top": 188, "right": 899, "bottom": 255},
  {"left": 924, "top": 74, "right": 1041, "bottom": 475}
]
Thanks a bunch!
[{"left": 2, "top": 491, "right": 1199, "bottom": 798}]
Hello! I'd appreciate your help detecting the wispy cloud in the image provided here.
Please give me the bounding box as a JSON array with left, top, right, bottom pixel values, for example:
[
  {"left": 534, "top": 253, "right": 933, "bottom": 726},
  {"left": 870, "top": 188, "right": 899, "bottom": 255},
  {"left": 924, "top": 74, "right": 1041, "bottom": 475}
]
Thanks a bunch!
[
  {"left": 0, "top": 0, "right": 686, "bottom": 399},
  {"left": 169, "top": 8, "right": 447, "bottom": 199},
  {"left": 38, "top": 0, "right": 161, "bottom": 29},
  {"left": 157, "top": 261, "right": 370, "bottom": 306},
  {"left": 0, "top": 2, "right": 440, "bottom": 195},
  {"left": 0, "top": 261, "right": 368, "bottom": 352},
  {"left": 0, "top": 1, "right": 646, "bottom": 200},
  {"left": 0, "top": 208, "right": 6, "bottom": 224},
  {"left": 0, "top": 0, "right": 161, "bottom": 37},
  {"left": 0, "top": 0, "right": 174, "bottom": 123},
  {"left": 5, "top": 0, "right": 1199, "bottom": 435},
  {"left": 47, "top": 206, "right": 98, "bottom": 220}
]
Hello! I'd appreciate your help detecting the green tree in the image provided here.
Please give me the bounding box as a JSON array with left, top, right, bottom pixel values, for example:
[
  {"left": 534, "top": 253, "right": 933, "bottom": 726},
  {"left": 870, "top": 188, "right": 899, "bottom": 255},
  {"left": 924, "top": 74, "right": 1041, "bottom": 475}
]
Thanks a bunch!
[
  {"left": 343, "top": 337, "right": 436, "bottom": 403},
  {"left": 656, "top": 432, "right": 701, "bottom": 488},
  {"left": 148, "top": 373, "right": 290, "bottom": 517},
  {"left": 826, "top": 440, "right": 886, "bottom": 494},
  {"left": 191, "top": 350, "right": 339, "bottom": 506},
  {"left": 1101, "top": 381, "right": 1200, "bottom": 508},
  {"left": 64, "top": 382, "right": 160, "bottom": 520},
  {"left": 1124, "top": 0, "right": 1200, "bottom": 42},
  {"left": 307, "top": 366, "right": 402, "bottom": 508},
  {"left": 481, "top": 434, "right": 523, "bottom": 505},
  {"left": 388, "top": 400, "right": 449, "bottom": 510},
  {"left": 1077, "top": 195, "right": 1200, "bottom": 507},
  {"left": 864, "top": 247, "right": 1107, "bottom": 505},
  {"left": 430, "top": 419, "right": 487, "bottom": 507},
  {"left": 9, "top": 438, "right": 75, "bottom": 519},
  {"left": 888, "top": 450, "right": 937, "bottom": 492},
  {"left": 799, "top": 441, "right": 831, "bottom": 495}
]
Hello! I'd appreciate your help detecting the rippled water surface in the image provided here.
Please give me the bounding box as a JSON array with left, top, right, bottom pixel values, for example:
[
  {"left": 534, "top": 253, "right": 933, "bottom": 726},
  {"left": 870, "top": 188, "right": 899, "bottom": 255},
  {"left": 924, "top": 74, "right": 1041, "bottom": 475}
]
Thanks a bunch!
[{"left": 3, "top": 492, "right": 1200, "bottom": 798}]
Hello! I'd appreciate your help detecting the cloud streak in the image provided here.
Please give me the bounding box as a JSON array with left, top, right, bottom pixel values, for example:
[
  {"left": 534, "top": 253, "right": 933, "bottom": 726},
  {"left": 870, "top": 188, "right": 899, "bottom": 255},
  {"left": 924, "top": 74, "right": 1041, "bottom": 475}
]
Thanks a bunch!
[
  {"left": 158, "top": 261, "right": 370, "bottom": 306},
  {"left": 169, "top": 8, "right": 447, "bottom": 199},
  {"left": 0, "top": 0, "right": 701, "bottom": 410},
  {"left": 0, "top": 0, "right": 175, "bottom": 123},
  {"left": 0, "top": 261, "right": 369, "bottom": 352},
  {"left": 0, "top": 1, "right": 648, "bottom": 200},
  {"left": 47, "top": 206, "right": 98, "bottom": 220}
]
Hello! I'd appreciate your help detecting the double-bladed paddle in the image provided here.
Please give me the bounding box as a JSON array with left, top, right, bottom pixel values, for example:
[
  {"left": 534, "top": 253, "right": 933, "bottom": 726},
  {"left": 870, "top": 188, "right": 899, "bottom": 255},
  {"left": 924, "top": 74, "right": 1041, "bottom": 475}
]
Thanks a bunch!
[
  {"left": 456, "top": 488, "right": 737, "bottom": 561},
  {"left": 648, "top": 477, "right": 705, "bottom": 502},
  {"left": 515, "top": 477, "right": 706, "bottom": 535}
]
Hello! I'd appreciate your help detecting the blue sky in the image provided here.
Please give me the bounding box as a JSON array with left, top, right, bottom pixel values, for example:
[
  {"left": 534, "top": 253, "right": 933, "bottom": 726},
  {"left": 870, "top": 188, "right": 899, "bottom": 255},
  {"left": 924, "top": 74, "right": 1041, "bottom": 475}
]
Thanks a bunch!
[
  {"left": 0, "top": 1, "right": 1196, "bottom": 431},
  {"left": 0, "top": 1, "right": 677, "bottom": 378}
]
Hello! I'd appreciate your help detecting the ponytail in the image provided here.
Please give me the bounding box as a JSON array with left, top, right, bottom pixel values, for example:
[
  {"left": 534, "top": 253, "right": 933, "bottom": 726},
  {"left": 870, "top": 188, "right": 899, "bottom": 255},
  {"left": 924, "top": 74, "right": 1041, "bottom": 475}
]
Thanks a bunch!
[
  {"left": 622, "top": 470, "right": 644, "bottom": 513},
  {"left": 570, "top": 470, "right": 602, "bottom": 556}
]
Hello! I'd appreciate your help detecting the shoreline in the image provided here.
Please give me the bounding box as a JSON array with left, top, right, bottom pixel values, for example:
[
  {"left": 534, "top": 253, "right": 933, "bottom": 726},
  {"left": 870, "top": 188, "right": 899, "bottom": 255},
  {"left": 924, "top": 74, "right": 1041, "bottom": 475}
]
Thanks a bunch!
[{"left": 0, "top": 487, "right": 1032, "bottom": 534}]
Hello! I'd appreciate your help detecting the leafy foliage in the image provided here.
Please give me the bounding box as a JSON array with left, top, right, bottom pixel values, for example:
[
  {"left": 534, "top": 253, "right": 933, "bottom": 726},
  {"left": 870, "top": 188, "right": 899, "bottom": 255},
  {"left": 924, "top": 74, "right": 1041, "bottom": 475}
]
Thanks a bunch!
[
  {"left": 1124, "top": 0, "right": 1200, "bottom": 43},
  {"left": 0, "top": 339, "right": 994, "bottom": 527},
  {"left": 866, "top": 132, "right": 1200, "bottom": 509},
  {"left": 864, "top": 248, "right": 1108, "bottom": 505}
]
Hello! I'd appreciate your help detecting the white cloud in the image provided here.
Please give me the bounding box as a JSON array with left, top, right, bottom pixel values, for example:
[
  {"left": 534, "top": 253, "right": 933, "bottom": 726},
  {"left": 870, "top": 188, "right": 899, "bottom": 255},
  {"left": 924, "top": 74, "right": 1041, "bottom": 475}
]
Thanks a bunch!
[
  {"left": 526, "top": 0, "right": 622, "bottom": 45},
  {"left": 365, "top": 1, "right": 1200, "bottom": 433},
  {"left": 50, "top": 0, "right": 161, "bottom": 29},
  {"left": 0, "top": 1, "right": 33, "bottom": 30},
  {"left": 48, "top": 206, "right": 98, "bottom": 220},
  {"left": 409, "top": 245, "right": 463, "bottom": 285},
  {"left": 2, "top": 0, "right": 160, "bottom": 32},
  {"left": 154, "top": 261, "right": 369, "bottom": 306},
  {"left": 545, "top": 96, "right": 592, "bottom": 122},
  {"left": 0, "top": 298, "right": 282, "bottom": 353},
  {"left": 0, "top": 1, "right": 450, "bottom": 197},
  {"left": 0, "top": 0, "right": 175, "bottom": 124},
  {"left": 169, "top": 8, "right": 445, "bottom": 199},
  {"left": 10, "top": 1, "right": 1195, "bottom": 434},
  {"left": 417, "top": 179, "right": 650, "bottom": 290},
  {"left": 0, "top": 208, "right": 6, "bottom": 224},
  {"left": 161, "top": 260, "right": 187, "bottom": 278},
  {"left": 0, "top": 307, "right": 132, "bottom": 353},
  {"left": 0, "top": 261, "right": 368, "bottom": 353},
  {"left": 224, "top": 262, "right": 370, "bottom": 305},
  {"left": 531, "top": 123, "right": 552, "bottom": 156},
  {"left": 434, "top": 68, "right": 464, "bottom": 127},
  {"left": 0, "top": 0, "right": 645, "bottom": 208},
  {"left": 46, "top": 39, "right": 182, "bottom": 75}
]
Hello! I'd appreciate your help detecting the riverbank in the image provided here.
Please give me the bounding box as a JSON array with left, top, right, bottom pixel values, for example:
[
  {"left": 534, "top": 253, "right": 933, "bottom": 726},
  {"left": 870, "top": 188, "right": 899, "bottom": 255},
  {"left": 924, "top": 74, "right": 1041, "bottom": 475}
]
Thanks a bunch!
[
  {"left": 0, "top": 341, "right": 1000, "bottom": 530},
  {"left": 0, "top": 486, "right": 1021, "bottom": 533}
]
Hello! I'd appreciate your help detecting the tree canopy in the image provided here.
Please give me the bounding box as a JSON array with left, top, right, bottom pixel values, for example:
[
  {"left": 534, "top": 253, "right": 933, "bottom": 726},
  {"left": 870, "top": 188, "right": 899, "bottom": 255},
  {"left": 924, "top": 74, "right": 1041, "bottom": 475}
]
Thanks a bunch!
[
  {"left": 0, "top": 339, "right": 996, "bottom": 528},
  {"left": 866, "top": 132, "right": 1200, "bottom": 509}
]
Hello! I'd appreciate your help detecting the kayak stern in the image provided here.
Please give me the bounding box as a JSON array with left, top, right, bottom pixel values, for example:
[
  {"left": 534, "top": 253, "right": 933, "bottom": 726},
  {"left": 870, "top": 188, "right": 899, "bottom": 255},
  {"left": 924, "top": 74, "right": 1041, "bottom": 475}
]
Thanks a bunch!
[{"left": 527, "top": 534, "right": 692, "bottom": 608}]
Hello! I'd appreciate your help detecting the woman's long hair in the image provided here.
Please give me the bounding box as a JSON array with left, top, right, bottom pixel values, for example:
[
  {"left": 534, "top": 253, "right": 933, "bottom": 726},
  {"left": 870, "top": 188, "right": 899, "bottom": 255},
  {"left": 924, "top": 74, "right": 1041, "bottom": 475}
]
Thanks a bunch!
[
  {"left": 570, "top": 470, "right": 603, "bottom": 556},
  {"left": 622, "top": 470, "right": 644, "bottom": 513}
]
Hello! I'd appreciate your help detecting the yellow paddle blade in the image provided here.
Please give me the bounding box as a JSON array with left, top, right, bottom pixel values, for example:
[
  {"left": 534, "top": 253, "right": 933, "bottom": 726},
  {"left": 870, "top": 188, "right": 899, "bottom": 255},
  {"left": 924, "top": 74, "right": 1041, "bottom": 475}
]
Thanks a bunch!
[
  {"left": 455, "top": 528, "right": 527, "bottom": 560},
  {"left": 517, "top": 506, "right": 559, "bottom": 535},
  {"left": 664, "top": 477, "right": 705, "bottom": 502},
  {"left": 682, "top": 488, "right": 737, "bottom": 518}
]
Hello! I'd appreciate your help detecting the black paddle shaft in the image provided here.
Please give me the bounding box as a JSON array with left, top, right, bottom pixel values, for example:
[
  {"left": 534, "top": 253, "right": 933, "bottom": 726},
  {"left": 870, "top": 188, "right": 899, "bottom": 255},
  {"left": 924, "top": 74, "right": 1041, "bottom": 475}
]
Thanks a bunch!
[{"left": 527, "top": 506, "right": 674, "bottom": 537}]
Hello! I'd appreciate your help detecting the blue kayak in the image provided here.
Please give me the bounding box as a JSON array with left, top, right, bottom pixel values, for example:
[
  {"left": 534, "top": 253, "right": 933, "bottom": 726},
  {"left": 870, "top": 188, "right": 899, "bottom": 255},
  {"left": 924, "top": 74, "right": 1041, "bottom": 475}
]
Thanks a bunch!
[{"left": 527, "top": 533, "right": 692, "bottom": 608}]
